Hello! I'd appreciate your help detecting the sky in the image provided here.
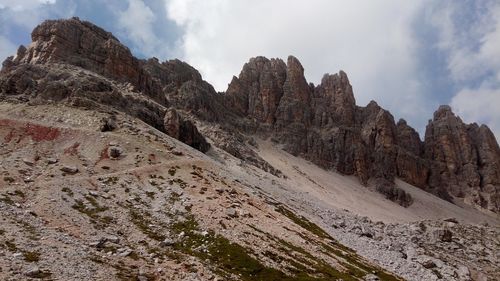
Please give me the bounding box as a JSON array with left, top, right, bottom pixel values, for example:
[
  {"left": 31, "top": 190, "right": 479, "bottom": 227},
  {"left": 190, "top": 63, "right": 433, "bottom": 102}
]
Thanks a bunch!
[{"left": 0, "top": 0, "right": 499, "bottom": 140}]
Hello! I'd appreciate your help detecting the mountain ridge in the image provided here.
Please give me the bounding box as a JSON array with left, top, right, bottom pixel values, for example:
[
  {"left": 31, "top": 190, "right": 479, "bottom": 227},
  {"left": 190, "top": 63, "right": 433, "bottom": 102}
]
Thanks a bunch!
[
  {"left": 1, "top": 17, "right": 499, "bottom": 213},
  {"left": 0, "top": 17, "right": 499, "bottom": 281}
]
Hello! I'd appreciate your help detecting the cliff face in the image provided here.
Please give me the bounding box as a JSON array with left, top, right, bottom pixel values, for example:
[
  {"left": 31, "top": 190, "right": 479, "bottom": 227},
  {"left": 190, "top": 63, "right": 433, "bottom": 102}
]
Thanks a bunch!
[
  {"left": 226, "top": 57, "right": 500, "bottom": 213},
  {"left": 424, "top": 106, "right": 500, "bottom": 211},
  {"left": 1, "top": 18, "right": 499, "bottom": 213}
]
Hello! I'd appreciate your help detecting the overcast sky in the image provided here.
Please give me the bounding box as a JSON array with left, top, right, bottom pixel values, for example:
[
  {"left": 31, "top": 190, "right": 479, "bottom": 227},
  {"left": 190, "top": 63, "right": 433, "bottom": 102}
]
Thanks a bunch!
[{"left": 1, "top": 0, "right": 499, "bottom": 140}]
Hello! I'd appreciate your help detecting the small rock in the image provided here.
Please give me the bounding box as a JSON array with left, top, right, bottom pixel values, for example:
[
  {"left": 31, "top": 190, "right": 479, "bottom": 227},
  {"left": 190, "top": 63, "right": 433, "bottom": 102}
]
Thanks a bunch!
[
  {"left": 226, "top": 208, "right": 238, "bottom": 218},
  {"left": 24, "top": 267, "right": 41, "bottom": 277},
  {"left": 47, "top": 158, "right": 58, "bottom": 164},
  {"left": 13, "top": 252, "right": 23, "bottom": 258},
  {"left": 106, "top": 235, "right": 120, "bottom": 244},
  {"left": 60, "top": 165, "right": 79, "bottom": 174},
  {"left": 432, "top": 228, "right": 453, "bottom": 242},
  {"left": 88, "top": 191, "right": 99, "bottom": 197},
  {"left": 443, "top": 218, "right": 458, "bottom": 224},
  {"left": 456, "top": 265, "right": 470, "bottom": 280},
  {"left": 364, "top": 273, "right": 380, "bottom": 281},
  {"left": 420, "top": 259, "right": 436, "bottom": 269},
  {"left": 160, "top": 238, "right": 175, "bottom": 246},
  {"left": 118, "top": 248, "right": 133, "bottom": 257},
  {"left": 22, "top": 158, "right": 35, "bottom": 166},
  {"left": 171, "top": 150, "right": 183, "bottom": 156}
]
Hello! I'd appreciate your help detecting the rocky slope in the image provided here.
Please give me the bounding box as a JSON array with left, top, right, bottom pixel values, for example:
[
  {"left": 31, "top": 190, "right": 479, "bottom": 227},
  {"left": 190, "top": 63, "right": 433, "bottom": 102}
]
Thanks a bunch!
[{"left": 0, "top": 17, "right": 499, "bottom": 281}]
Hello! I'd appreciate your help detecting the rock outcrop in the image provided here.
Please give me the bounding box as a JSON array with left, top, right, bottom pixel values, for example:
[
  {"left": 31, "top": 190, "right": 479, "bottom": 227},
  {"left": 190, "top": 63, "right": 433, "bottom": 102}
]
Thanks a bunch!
[
  {"left": 163, "top": 108, "right": 210, "bottom": 153},
  {"left": 225, "top": 56, "right": 287, "bottom": 126},
  {"left": 226, "top": 56, "right": 500, "bottom": 212},
  {"left": 424, "top": 106, "right": 500, "bottom": 212},
  {"left": 0, "top": 17, "right": 213, "bottom": 153}
]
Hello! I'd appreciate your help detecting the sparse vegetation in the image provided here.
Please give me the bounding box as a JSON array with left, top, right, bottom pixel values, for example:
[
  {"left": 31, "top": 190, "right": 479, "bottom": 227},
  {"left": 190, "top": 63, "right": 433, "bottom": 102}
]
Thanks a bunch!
[
  {"left": 275, "top": 205, "right": 333, "bottom": 239},
  {"left": 0, "top": 194, "right": 14, "bottom": 205},
  {"left": 169, "top": 215, "right": 385, "bottom": 281},
  {"left": 62, "top": 187, "right": 74, "bottom": 196},
  {"left": 71, "top": 196, "right": 112, "bottom": 229},
  {"left": 13, "top": 190, "right": 25, "bottom": 198},
  {"left": 3, "top": 176, "right": 15, "bottom": 183},
  {"left": 23, "top": 250, "right": 41, "bottom": 262},
  {"left": 5, "top": 240, "right": 18, "bottom": 252},
  {"left": 168, "top": 166, "right": 177, "bottom": 176},
  {"left": 128, "top": 207, "right": 165, "bottom": 241},
  {"left": 145, "top": 191, "right": 155, "bottom": 199}
]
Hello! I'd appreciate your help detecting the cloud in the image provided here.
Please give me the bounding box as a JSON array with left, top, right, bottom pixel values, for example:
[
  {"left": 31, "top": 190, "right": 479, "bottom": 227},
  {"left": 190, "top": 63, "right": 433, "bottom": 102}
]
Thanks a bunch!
[
  {"left": 0, "top": 0, "right": 56, "bottom": 12},
  {"left": 117, "top": 0, "right": 158, "bottom": 56},
  {"left": 0, "top": 35, "right": 17, "bottom": 61},
  {"left": 165, "top": 0, "right": 431, "bottom": 133},
  {"left": 429, "top": 1, "right": 500, "bottom": 138},
  {"left": 0, "top": 0, "right": 60, "bottom": 28},
  {"left": 451, "top": 86, "right": 500, "bottom": 141}
]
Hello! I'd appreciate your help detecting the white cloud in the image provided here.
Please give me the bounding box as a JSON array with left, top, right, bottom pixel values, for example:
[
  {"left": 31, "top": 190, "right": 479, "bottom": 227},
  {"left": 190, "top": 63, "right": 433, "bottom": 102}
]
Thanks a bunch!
[
  {"left": 0, "top": 0, "right": 56, "bottom": 12},
  {"left": 0, "top": 35, "right": 17, "bottom": 61},
  {"left": 0, "top": 0, "right": 62, "bottom": 30},
  {"left": 165, "top": 0, "right": 430, "bottom": 133},
  {"left": 430, "top": 1, "right": 500, "bottom": 138},
  {"left": 451, "top": 86, "right": 500, "bottom": 142},
  {"left": 118, "top": 0, "right": 157, "bottom": 55}
]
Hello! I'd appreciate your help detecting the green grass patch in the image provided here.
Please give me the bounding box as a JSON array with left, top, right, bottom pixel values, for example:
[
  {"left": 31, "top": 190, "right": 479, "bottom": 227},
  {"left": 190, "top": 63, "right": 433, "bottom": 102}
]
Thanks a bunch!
[
  {"left": 71, "top": 196, "right": 113, "bottom": 229},
  {"left": 275, "top": 206, "right": 332, "bottom": 239},
  {"left": 23, "top": 251, "right": 40, "bottom": 262},
  {"left": 171, "top": 216, "right": 364, "bottom": 281},
  {"left": 128, "top": 208, "right": 165, "bottom": 241}
]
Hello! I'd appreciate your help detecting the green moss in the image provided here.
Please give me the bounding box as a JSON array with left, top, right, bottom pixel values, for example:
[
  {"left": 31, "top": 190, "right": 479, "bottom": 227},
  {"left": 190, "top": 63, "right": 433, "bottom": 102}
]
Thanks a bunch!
[
  {"left": 249, "top": 224, "right": 401, "bottom": 281},
  {"left": 171, "top": 217, "right": 352, "bottom": 281},
  {"left": 275, "top": 206, "right": 332, "bottom": 239},
  {"left": 71, "top": 197, "right": 112, "bottom": 229},
  {"left": 23, "top": 251, "right": 40, "bottom": 262},
  {"left": 128, "top": 208, "right": 165, "bottom": 241}
]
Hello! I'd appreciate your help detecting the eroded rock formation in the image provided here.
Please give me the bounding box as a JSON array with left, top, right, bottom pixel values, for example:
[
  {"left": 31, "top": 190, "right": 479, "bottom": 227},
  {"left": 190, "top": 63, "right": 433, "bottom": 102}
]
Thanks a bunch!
[{"left": 226, "top": 56, "right": 500, "bottom": 212}]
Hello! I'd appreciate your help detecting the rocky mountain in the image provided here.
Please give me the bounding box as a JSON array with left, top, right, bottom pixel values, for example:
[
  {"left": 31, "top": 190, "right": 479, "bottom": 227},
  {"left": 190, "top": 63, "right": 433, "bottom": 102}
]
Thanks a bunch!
[
  {"left": 3, "top": 17, "right": 499, "bottom": 213},
  {"left": 224, "top": 57, "right": 500, "bottom": 213},
  {"left": 0, "top": 17, "right": 499, "bottom": 281}
]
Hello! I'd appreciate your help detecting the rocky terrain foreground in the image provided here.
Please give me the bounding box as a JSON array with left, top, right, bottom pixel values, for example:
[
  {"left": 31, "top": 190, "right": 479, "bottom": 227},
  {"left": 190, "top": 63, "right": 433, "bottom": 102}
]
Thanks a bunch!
[{"left": 0, "top": 17, "right": 499, "bottom": 281}]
